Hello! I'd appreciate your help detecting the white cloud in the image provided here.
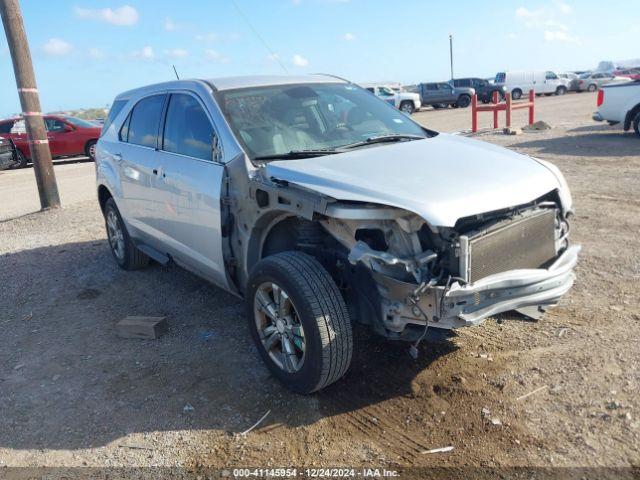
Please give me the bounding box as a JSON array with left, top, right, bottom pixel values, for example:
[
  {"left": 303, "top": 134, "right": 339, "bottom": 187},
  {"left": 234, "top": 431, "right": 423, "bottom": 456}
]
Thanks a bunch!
[
  {"left": 164, "top": 48, "right": 189, "bottom": 59},
  {"left": 196, "top": 32, "right": 219, "bottom": 43},
  {"left": 343, "top": 32, "right": 356, "bottom": 41},
  {"left": 43, "top": 38, "right": 73, "bottom": 56},
  {"left": 516, "top": 3, "right": 579, "bottom": 43},
  {"left": 204, "top": 49, "right": 230, "bottom": 63},
  {"left": 131, "top": 46, "right": 154, "bottom": 60},
  {"left": 558, "top": 2, "right": 572, "bottom": 14},
  {"left": 266, "top": 53, "right": 281, "bottom": 62},
  {"left": 164, "top": 17, "right": 178, "bottom": 31},
  {"left": 292, "top": 54, "right": 309, "bottom": 67},
  {"left": 88, "top": 47, "right": 105, "bottom": 59},
  {"left": 74, "top": 5, "right": 139, "bottom": 26},
  {"left": 544, "top": 30, "right": 580, "bottom": 44}
]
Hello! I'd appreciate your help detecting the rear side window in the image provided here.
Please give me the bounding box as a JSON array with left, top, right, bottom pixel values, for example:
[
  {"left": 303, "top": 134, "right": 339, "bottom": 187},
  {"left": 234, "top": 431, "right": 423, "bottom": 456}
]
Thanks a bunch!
[
  {"left": 0, "top": 121, "right": 13, "bottom": 134},
  {"left": 126, "top": 94, "right": 166, "bottom": 148},
  {"left": 101, "top": 99, "right": 127, "bottom": 136},
  {"left": 162, "top": 93, "right": 214, "bottom": 161}
]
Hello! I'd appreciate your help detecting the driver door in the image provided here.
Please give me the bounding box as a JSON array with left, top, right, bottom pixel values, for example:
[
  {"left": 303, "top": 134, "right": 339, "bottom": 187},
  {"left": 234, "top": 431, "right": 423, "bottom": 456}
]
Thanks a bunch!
[{"left": 44, "top": 117, "right": 73, "bottom": 157}]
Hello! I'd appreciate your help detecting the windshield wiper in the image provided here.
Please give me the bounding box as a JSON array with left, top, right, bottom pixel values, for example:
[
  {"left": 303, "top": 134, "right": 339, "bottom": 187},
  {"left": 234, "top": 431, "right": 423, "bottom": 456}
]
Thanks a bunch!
[
  {"left": 253, "top": 149, "right": 341, "bottom": 161},
  {"left": 339, "top": 134, "right": 425, "bottom": 150}
]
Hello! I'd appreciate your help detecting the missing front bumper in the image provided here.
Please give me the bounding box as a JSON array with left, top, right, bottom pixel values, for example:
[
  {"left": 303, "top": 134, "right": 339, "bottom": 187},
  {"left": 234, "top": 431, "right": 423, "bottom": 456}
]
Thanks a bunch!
[{"left": 373, "top": 244, "right": 581, "bottom": 332}]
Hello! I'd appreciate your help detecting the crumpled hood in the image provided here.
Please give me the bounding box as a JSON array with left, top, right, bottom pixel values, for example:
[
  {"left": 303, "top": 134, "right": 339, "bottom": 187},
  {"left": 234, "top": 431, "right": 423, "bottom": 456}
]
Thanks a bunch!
[{"left": 266, "top": 133, "right": 566, "bottom": 227}]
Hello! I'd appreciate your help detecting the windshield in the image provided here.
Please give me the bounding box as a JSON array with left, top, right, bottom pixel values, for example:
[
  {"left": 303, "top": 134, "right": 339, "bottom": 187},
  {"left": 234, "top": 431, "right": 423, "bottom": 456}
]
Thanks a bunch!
[
  {"left": 377, "top": 86, "right": 395, "bottom": 96},
  {"left": 216, "top": 83, "right": 430, "bottom": 160},
  {"left": 63, "top": 116, "right": 98, "bottom": 128}
]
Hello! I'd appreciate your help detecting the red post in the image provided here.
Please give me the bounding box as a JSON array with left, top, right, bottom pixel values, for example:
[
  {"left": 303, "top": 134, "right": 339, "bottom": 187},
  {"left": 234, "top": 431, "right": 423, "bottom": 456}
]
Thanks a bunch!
[
  {"left": 492, "top": 91, "right": 499, "bottom": 129},
  {"left": 471, "top": 94, "right": 478, "bottom": 133},
  {"left": 528, "top": 89, "right": 535, "bottom": 125},
  {"left": 506, "top": 92, "right": 512, "bottom": 127}
]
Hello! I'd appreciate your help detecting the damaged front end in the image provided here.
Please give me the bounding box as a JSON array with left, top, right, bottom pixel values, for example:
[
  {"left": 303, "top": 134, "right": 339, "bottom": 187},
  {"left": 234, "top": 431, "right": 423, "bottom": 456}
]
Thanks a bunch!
[{"left": 321, "top": 196, "right": 580, "bottom": 340}]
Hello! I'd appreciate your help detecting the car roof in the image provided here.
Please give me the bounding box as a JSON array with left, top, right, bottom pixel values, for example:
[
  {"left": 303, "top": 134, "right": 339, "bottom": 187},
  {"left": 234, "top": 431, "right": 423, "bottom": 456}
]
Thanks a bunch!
[{"left": 114, "top": 74, "right": 348, "bottom": 100}]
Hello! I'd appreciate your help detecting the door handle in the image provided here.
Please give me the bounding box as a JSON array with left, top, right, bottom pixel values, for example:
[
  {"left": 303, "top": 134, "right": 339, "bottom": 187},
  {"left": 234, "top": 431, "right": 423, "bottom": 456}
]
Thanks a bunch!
[{"left": 152, "top": 168, "right": 166, "bottom": 178}]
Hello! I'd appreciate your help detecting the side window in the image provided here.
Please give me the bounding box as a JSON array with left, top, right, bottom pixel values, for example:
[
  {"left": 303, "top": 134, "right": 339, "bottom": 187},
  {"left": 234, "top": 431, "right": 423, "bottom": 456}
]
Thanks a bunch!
[
  {"left": 365, "top": 87, "right": 375, "bottom": 93},
  {"left": 426, "top": 83, "right": 438, "bottom": 91},
  {"left": 0, "top": 121, "right": 13, "bottom": 134},
  {"left": 545, "top": 71, "right": 558, "bottom": 80},
  {"left": 439, "top": 83, "right": 452, "bottom": 91},
  {"left": 102, "top": 99, "right": 128, "bottom": 136},
  {"left": 45, "top": 118, "right": 67, "bottom": 132},
  {"left": 127, "top": 94, "right": 166, "bottom": 148},
  {"left": 162, "top": 93, "right": 215, "bottom": 161}
]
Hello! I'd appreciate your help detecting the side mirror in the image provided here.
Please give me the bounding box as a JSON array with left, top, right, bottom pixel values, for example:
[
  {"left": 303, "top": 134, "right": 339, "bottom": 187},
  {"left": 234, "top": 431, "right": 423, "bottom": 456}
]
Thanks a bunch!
[{"left": 64, "top": 124, "right": 74, "bottom": 132}]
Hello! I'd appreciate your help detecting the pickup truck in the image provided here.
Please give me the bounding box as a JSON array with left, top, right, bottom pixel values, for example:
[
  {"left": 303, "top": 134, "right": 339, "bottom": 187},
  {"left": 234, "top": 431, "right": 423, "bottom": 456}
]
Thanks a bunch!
[
  {"left": 416, "top": 82, "right": 475, "bottom": 108},
  {"left": 361, "top": 84, "right": 422, "bottom": 114},
  {"left": 592, "top": 80, "right": 640, "bottom": 136}
]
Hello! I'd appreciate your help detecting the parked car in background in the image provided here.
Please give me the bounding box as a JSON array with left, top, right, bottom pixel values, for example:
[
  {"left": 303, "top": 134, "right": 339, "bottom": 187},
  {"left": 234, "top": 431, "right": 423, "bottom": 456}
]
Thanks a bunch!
[
  {"left": 361, "top": 83, "right": 421, "bottom": 114},
  {"left": 0, "top": 115, "right": 102, "bottom": 166},
  {"left": 451, "top": 78, "right": 507, "bottom": 103},
  {"left": 417, "top": 82, "right": 475, "bottom": 108},
  {"left": 614, "top": 68, "right": 640, "bottom": 81},
  {"left": 592, "top": 80, "right": 640, "bottom": 136},
  {"left": 558, "top": 72, "right": 580, "bottom": 91},
  {"left": 494, "top": 71, "right": 567, "bottom": 99},
  {"left": 0, "top": 136, "right": 18, "bottom": 170},
  {"left": 577, "top": 72, "right": 629, "bottom": 92}
]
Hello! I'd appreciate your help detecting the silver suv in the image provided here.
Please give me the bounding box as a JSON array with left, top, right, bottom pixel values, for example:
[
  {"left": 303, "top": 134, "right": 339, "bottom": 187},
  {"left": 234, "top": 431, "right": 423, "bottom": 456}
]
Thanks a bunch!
[{"left": 96, "top": 75, "right": 580, "bottom": 393}]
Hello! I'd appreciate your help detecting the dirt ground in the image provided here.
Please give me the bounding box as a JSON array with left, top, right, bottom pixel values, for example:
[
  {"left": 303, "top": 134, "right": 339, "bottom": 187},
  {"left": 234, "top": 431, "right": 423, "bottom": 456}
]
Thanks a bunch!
[{"left": 1, "top": 92, "right": 639, "bottom": 478}]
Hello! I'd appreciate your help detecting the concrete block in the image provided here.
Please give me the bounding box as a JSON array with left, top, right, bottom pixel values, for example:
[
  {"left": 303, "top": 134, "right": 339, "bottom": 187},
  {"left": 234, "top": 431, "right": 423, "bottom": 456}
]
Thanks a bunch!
[{"left": 116, "top": 316, "right": 167, "bottom": 339}]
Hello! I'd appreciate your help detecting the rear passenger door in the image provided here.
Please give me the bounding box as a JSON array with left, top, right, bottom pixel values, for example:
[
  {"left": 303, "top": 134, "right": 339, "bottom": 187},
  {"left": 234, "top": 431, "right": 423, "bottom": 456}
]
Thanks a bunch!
[
  {"left": 117, "top": 93, "right": 168, "bottom": 245},
  {"left": 153, "top": 91, "right": 227, "bottom": 287}
]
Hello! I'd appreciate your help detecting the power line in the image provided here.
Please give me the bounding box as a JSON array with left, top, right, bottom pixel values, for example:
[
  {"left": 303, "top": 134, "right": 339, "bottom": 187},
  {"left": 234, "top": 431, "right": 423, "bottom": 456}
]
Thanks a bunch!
[{"left": 230, "top": 0, "right": 289, "bottom": 74}]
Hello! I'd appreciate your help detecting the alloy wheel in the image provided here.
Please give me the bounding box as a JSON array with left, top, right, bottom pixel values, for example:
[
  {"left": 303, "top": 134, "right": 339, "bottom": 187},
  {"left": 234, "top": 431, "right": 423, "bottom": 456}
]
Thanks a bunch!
[
  {"left": 106, "top": 210, "right": 125, "bottom": 261},
  {"left": 254, "top": 282, "right": 306, "bottom": 373}
]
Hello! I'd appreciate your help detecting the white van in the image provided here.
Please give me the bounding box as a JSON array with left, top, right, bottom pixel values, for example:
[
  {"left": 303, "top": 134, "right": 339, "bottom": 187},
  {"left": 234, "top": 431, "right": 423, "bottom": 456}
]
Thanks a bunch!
[{"left": 494, "top": 71, "right": 567, "bottom": 99}]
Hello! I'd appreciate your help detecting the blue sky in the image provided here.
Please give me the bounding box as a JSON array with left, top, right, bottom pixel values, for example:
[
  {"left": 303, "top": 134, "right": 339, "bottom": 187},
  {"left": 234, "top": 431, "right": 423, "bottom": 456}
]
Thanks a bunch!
[{"left": 1, "top": 0, "right": 638, "bottom": 117}]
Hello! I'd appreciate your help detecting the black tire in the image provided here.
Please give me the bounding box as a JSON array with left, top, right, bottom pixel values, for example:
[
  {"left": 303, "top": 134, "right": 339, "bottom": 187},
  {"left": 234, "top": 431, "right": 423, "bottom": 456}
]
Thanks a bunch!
[
  {"left": 556, "top": 86, "right": 567, "bottom": 96},
  {"left": 432, "top": 104, "right": 443, "bottom": 110},
  {"left": 247, "top": 251, "right": 353, "bottom": 394},
  {"left": 103, "top": 198, "right": 149, "bottom": 270},
  {"left": 85, "top": 140, "right": 97, "bottom": 161},
  {"left": 399, "top": 101, "right": 414, "bottom": 115},
  {"left": 456, "top": 94, "right": 471, "bottom": 108},
  {"left": 633, "top": 112, "right": 640, "bottom": 137},
  {"left": 15, "top": 150, "right": 28, "bottom": 168},
  {"left": 512, "top": 88, "right": 523, "bottom": 100},
  {"left": 588, "top": 84, "right": 597, "bottom": 92}
]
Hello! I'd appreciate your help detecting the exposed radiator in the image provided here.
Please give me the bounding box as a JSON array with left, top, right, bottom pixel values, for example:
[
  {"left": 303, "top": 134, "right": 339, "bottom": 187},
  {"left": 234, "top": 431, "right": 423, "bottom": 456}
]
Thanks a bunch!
[{"left": 460, "top": 209, "right": 557, "bottom": 283}]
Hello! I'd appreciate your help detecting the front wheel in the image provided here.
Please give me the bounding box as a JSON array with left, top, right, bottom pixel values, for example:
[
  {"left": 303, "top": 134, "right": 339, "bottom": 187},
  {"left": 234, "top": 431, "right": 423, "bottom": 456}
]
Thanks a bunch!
[
  {"left": 556, "top": 86, "right": 567, "bottom": 96},
  {"left": 399, "top": 101, "right": 414, "bottom": 115},
  {"left": 512, "top": 89, "right": 523, "bottom": 100},
  {"left": 247, "top": 252, "right": 353, "bottom": 394},
  {"left": 633, "top": 112, "right": 640, "bottom": 137},
  {"left": 15, "top": 150, "right": 28, "bottom": 168},
  {"left": 588, "top": 84, "right": 597, "bottom": 92},
  {"left": 457, "top": 94, "right": 471, "bottom": 108}
]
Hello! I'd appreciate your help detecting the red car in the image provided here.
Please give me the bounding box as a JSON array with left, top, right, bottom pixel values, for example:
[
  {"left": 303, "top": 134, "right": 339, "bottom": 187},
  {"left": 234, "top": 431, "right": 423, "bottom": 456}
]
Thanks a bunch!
[
  {"left": 0, "top": 115, "right": 101, "bottom": 167},
  {"left": 614, "top": 68, "right": 640, "bottom": 81}
]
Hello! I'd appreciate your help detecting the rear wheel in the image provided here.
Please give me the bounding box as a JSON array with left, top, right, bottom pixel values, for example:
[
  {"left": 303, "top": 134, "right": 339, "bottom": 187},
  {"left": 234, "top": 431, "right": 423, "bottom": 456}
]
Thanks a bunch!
[
  {"left": 104, "top": 198, "right": 149, "bottom": 270},
  {"left": 633, "top": 112, "right": 640, "bottom": 137},
  {"left": 588, "top": 84, "right": 597, "bottom": 92},
  {"left": 556, "top": 86, "right": 567, "bottom": 96},
  {"left": 457, "top": 94, "right": 471, "bottom": 108},
  {"left": 512, "top": 88, "right": 523, "bottom": 100},
  {"left": 247, "top": 251, "right": 353, "bottom": 394},
  {"left": 85, "top": 140, "right": 97, "bottom": 161},
  {"left": 399, "top": 101, "right": 414, "bottom": 114}
]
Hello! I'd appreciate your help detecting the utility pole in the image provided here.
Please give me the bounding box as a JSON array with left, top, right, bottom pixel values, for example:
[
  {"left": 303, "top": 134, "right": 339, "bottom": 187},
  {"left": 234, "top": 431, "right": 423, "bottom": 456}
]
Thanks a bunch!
[
  {"left": 449, "top": 34, "right": 454, "bottom": 80},
  {"left": 0, "top": 0, "right": 60, "bottom": 209}
]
